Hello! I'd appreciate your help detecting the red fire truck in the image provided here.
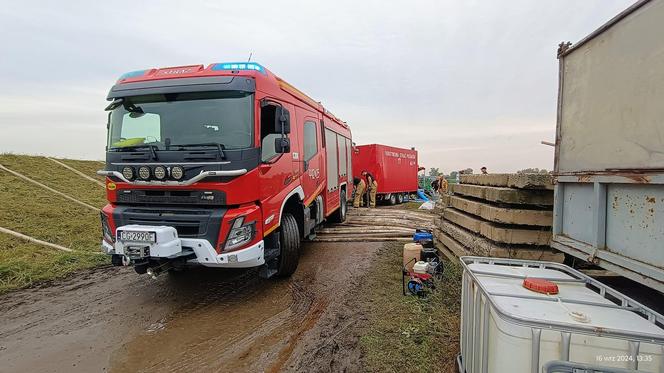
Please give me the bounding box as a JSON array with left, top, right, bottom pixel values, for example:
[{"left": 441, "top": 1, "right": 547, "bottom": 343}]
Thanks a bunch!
[
  {"left": 98, "top": 62, "right": 352, "bottom": 278},
  {"left": 352, "top": 144, "right": 418, "bottom": 205}
]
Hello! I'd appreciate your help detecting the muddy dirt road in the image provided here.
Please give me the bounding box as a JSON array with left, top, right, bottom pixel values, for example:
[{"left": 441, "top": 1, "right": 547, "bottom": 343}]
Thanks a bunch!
[{"left": 0, "top": 241, "right": 382, "bottom": 372}]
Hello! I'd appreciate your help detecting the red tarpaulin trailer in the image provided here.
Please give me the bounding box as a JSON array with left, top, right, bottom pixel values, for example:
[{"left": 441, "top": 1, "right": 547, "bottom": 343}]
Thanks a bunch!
[{"left": 352, "top": 144, "right": 419, "bottom": 205}]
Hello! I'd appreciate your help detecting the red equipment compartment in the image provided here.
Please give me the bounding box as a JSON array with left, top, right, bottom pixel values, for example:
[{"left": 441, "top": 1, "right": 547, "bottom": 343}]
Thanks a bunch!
[{"left": 352, "top": 144, "right": 418, "bottom": 194}]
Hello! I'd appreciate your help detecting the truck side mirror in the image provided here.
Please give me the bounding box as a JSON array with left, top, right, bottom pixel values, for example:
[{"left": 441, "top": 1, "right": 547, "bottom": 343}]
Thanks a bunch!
[
  {"left": 274, "top": 106, "right": 291, "bottom": 134},
  {"left": 275, "top": 137, "right": 291, "bottom": 154}
]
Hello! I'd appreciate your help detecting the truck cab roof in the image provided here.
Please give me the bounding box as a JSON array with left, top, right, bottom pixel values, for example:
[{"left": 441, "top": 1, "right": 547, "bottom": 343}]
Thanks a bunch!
[{"left": 111, "top": 62, "right": 348, "bottom": 129}]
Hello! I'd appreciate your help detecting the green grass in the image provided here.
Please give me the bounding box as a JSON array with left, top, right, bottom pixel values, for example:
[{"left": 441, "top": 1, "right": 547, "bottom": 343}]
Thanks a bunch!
[
  {"left": 360, "top": 242, "right": 462, "bottom": 372},
  {"left": 58, "top": 158, "right": 107, "bottom": 182},
  {"left": 0, "top": 235, "right": 108, "bottom": 293},
  {"left": 0, "top": 154, "right": 109, "bottom": 293},
  {"left": 0, "top": 153, "right": 107, "bottom": 207}
]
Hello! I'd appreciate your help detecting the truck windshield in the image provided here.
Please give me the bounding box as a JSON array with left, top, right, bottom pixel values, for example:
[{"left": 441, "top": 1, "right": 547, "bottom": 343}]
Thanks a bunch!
[{"left": 107, "top": 91, "right": 254, "bottom": 151}]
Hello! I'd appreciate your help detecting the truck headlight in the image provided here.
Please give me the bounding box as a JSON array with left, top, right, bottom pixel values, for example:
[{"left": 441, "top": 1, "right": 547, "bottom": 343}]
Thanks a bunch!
[
  {"left": 100, "top": 212, "right": 114, "bottom": 244},
  {"left": 121, "top": 166, "right": 134, "bottom": 180},
  {"left": 154, "top": 166, "right": 166, "bottom": 180},
  {"left": 224, "top": 217, "right": 255, "bottom": 251},
  {"left": 138, "top": 166, "right": 151, "bottom": 180},
  {"left": 171, "top": 166, "right": 184, "bottom": 180}
]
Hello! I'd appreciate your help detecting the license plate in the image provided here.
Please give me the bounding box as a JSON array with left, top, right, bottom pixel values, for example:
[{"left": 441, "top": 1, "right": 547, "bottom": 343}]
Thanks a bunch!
[{"left": 118, "top": 230, "right": 156, "bottom": 243}]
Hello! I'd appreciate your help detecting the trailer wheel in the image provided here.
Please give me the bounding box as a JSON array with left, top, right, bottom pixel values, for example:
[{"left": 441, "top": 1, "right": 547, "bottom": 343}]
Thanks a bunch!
[
  {"left": 329, "top": 190, "right": 347, "bottom": 223},
  {"left": 276, "top": 213, "right": 300, "bottom": 277},
  {"left": 389, "top": 193, "right": 397, "bottom": 205},
  {"left": 396, "top": 193, "right": 404, "bottom": 204}
]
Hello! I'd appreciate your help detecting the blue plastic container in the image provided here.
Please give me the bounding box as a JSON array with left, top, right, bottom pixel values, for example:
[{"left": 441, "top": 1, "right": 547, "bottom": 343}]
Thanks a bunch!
[{"left": 413, "top": 231, "right": 433, "bottom": 242}]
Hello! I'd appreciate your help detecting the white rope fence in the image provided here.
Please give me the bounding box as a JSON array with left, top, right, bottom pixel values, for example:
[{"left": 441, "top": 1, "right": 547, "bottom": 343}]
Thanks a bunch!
[
  {"left": 0, "top": 163, "right": 100, "bottom": 212},
  {"left": 0, "top": 161, "right": 107, "bottom": 256},
  {"left": 0, "top": 226, "right": 73, "bottom": 252},
  {"left": 46, "top": 157, "right": 105, "bottom": 187}
]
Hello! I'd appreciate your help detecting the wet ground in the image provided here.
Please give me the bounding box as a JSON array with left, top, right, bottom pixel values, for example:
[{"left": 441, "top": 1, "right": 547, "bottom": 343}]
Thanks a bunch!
[{"left": 0, "top": 241, "right": 382, "bottom": 373}]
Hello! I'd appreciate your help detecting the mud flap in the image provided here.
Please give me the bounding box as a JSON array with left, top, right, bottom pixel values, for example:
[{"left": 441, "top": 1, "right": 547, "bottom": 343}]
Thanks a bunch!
[
  {"left": 259, "top": 233, "right": 280, "bottom": 279},
  {"left": 303, "top": 206, "right": 316, "bottom": 240}
]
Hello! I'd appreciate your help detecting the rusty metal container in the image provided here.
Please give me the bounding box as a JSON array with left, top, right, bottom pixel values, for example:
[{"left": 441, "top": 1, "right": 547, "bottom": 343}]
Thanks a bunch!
[{"left": 552, "top": 0, "right": 664, "bottom": 292}]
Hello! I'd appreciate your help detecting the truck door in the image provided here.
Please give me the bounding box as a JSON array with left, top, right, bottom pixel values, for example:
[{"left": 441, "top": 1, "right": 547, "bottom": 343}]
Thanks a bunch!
[
  {"left": 258, "top": 100, "right": 296, "bottom": 234},
  {"left": 300, "top": 115, "right": 323, "bottom": 206}
]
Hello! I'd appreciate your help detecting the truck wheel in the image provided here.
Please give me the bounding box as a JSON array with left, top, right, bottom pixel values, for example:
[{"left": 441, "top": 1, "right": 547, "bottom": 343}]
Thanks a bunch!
[
  {"left": 329, "top": 190, "right": 347, "bottom": 223},
  {"left": 276, "top": 213, "right": 300, "bottom": 277},
  {"left": 396, "top": 193, "right": 404, "bottom": 204},
  {"left": 389, "top": 193, "right": 397, "bottom": 205}
]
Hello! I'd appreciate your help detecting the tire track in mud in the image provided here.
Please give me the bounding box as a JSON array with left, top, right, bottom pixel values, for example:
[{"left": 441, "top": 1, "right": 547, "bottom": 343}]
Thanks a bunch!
[
  {"left": 0, "top": 267, "right": 126, "bottom": 340},
  {"left": 266, "top": 298, "right": 329, "bottom": 373},
  {"left": 1, "top": 241, "right": 383, "bottom": 373},
  {"left": 194, "top": 280, "right": 319, "bottom": 372},
  {"left": 110, "top": 269, "right": 271, "bottom": 372},
  {"left": 119, "top": 267, "right": 322, "bottom": 373}
]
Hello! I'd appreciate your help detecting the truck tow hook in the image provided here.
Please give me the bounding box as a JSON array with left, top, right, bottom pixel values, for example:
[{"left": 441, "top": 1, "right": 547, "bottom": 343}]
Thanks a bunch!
[
  {"left": 146, "top": 268, "right": 159, "bottom": 280},
  {"left": 146, "top": 262, "right": 172, "bottom": 280},
  {"left": 121, "top": 255, "right": 131, "bottom": 266}
]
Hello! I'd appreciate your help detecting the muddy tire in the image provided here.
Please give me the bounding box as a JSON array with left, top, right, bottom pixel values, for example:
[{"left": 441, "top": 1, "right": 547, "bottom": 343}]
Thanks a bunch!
[
  {"left": 276, "top": 213, "right": 300, "bottom": 277},
  {"left": 328, "top": 190, "right": 347, "bottom": 223},
  {"left": 396, "top": 193, "right": 404, "bottom": 204},
  {"left": 388, "top": 193, "right": 397, "bottom": 205}
]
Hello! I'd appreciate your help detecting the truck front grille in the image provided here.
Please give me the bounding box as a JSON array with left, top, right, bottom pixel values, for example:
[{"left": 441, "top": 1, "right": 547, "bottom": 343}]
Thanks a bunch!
[
  {"left": 115, "top": 189, "right": 226, "bottom": 206},
  {"left": 112, "top": 206, "right": 225, "bottom": 247}
]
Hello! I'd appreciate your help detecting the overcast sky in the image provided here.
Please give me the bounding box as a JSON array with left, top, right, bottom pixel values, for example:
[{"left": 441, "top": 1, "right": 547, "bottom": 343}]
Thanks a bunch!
[{"left": 0, "top": 0, "right": 634, "bottom": 173}]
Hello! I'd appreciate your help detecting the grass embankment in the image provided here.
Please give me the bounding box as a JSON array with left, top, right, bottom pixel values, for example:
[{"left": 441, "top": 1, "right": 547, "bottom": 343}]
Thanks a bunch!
[
  {"left": 0, "top": 154, "right": 108, "bottom": 293},
  {"left": 360, "top": 242, "right": 462, "bottom": 372}
]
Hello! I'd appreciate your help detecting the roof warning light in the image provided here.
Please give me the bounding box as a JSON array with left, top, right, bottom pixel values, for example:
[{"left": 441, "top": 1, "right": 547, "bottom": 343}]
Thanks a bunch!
[{"left": 211, "top": 62, "right": 265, "bottom": 74}]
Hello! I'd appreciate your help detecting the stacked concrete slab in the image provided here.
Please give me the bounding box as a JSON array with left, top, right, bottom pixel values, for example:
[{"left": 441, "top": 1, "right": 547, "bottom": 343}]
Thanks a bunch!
[{"left": 433, "top": 173, "right": 564, "bottom": 262}]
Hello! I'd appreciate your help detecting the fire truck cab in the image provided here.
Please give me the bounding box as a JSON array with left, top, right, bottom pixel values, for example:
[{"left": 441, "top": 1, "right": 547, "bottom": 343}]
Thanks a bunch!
[{"left": 99, "top": 62, "right": 352, "bottom": 278}]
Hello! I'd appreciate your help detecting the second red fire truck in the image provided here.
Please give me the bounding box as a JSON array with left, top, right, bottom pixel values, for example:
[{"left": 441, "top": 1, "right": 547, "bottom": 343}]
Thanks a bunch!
[
  {"left": 98, "top": 62, "right": 352, "bottom": 278},
  {"left": 352, "top": 144, "right": 419, "bottom": 205}
]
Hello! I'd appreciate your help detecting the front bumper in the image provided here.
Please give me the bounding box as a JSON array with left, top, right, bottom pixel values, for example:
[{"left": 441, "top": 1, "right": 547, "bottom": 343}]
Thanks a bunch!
[{"left": 102, "top": 234, "right": 265, "bottom": 269}]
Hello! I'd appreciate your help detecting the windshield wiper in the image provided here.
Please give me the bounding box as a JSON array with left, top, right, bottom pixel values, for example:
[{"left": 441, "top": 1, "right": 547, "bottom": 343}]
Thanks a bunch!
[
  {"left": 170, "top": 143, "right": 226, "bottom": 159},
  {"left": 110, "top": 144, "right": 158, "bottom": 160}
]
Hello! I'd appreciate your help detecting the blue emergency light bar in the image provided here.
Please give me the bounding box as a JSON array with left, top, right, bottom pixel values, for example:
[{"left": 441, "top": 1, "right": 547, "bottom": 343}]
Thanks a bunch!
[
  {"left": 117, "top": 62, "right": 266, "bottom": 82},
  {"left": 211, "top": 62, "right": 266, "bottom": 74}
]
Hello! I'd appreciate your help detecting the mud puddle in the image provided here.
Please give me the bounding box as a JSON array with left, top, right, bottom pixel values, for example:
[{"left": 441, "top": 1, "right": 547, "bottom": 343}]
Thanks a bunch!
[{"left": 0, "top": 241, "right": 381, "bottom": 372}]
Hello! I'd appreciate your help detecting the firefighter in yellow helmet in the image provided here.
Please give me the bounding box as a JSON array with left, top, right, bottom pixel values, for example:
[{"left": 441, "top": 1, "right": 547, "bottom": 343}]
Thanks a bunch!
[
  {"left": 439, "top": 175, "right": 449, "bottom": 194},
  {"left": 361, "top": 170, "right": 378, "bottom": 208},
  {"left": 352, "top": 177, "right": 366, "bottom": 208}
]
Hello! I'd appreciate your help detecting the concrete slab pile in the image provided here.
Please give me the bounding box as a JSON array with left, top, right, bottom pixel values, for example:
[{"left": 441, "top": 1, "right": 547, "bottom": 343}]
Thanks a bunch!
[{"left": 434, "top": 174, "right": 563, "bottom": 262}]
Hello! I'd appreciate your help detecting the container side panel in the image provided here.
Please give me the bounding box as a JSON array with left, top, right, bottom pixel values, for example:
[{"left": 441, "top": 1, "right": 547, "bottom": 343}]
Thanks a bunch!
[
  {"left": 338, "top": 136, "right": 348, "bottom": 178},
  {"left": 562, "top": 183, "right": 594, "bottom": 245},
  {"left": 351, "top": 144, "right": 377, "bottom": 184},
  {"left": 558, "top": 0, "right": 664, "bottom": 172},
  {"left": 351, "top": 144, "right": 418, "bottom": 194},
  {"left": 375, "top": 145, "right": 418, "bottom": 194},
  {"left": 325, "top": 129, "right": 339, "bottom": 191},
  {"left": 346, "top": 138, "right": 353, "bottom": 181},
  {"left": 606, "top": 184, "right": 664, "bottom": 268}
]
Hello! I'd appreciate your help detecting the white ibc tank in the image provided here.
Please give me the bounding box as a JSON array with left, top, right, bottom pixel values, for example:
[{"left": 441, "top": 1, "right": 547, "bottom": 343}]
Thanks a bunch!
[{"left": 459, "top": 257, "right": 664, "bottom": 373}]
